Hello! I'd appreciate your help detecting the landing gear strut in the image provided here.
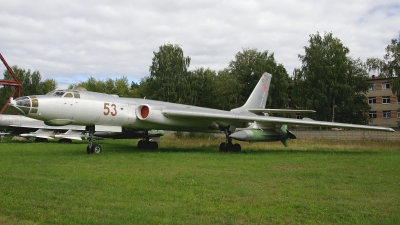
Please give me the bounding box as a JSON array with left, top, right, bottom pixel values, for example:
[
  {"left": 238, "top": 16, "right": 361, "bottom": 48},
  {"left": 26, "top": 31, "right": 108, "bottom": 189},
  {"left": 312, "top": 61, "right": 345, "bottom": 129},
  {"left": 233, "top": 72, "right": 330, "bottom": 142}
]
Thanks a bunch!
[
  {"left": 219, "top": 127, "right": 241, "bottom": 152},
  {"left": 86, "top": 126, "right": 102, "bottom": 154},
  {"left": 138, "top": 130, "right": 158, "bottom": 149}
]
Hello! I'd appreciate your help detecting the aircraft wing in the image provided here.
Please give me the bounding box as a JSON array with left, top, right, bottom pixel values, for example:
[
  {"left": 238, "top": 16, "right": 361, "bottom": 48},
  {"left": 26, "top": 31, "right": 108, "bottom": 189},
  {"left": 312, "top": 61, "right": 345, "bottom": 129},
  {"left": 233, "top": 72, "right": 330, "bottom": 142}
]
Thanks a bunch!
[
  {"left": 162, "top": 107, "right": 394, "bottom": 132},
  {"left": 248, "top": 109, "right": 316, "bottom": 115}
]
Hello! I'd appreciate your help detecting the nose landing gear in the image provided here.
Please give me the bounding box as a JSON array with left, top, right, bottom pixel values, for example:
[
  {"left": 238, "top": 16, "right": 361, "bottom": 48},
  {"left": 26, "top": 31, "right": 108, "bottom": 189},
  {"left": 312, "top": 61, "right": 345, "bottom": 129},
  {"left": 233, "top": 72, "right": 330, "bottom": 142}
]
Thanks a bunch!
[{"left": 86, "top": 126, "right": 102, "bottom": 154}]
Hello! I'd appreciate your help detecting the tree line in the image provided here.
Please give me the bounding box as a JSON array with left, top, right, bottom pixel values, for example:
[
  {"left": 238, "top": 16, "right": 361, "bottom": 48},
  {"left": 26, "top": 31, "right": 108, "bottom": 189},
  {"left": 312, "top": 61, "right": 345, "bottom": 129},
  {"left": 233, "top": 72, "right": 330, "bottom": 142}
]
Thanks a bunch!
[{"left": 1, "top": 31, "right": 399, "bottom": 124}]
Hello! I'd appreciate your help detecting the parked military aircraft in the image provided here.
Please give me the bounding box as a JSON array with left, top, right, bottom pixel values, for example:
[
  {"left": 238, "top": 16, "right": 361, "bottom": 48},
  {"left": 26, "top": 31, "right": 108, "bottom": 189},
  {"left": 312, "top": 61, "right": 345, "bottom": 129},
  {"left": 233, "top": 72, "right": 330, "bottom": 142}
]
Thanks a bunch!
[
  {"left": 9, "top": 72, "right": 394, "bottom": 154},
  {"left": 0, "top": 114, "right": 163, "bottom": 143},
  {"left": 0, "top": 132, "right": 10, "bottom": 135},
  {"left": 0, "top": 114, "right": 86, "bottom": 142}
]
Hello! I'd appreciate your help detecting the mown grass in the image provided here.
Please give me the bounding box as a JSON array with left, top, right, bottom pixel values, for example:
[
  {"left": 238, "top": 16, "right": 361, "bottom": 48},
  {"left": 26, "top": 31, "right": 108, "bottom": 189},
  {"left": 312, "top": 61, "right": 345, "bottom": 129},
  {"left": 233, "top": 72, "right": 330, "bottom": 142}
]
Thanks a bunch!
[{"left": 0, "top": 136, "right": 399, "bottom": 224}]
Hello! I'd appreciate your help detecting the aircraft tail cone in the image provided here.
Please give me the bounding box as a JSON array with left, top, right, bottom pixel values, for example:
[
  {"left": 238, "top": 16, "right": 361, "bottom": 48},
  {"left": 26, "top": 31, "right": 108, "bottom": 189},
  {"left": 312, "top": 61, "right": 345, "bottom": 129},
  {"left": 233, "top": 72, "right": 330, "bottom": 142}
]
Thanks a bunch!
[
  {"left": 280, "top": 139, "right": 289, "bottom": 147},
  {"left": 279, "top": 124, "right": 296, "bottom": 147},
  {"left": 287, "top": 130, "right": 296, "bottom": 139}
]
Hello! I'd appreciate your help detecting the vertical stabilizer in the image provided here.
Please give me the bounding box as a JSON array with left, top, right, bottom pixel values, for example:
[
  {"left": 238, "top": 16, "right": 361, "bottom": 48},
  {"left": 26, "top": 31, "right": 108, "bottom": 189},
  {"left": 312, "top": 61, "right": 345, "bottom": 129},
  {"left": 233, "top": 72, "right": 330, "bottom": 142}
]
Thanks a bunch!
[{"left": 231, "top": 72, "right": 272, "bottom": 113}]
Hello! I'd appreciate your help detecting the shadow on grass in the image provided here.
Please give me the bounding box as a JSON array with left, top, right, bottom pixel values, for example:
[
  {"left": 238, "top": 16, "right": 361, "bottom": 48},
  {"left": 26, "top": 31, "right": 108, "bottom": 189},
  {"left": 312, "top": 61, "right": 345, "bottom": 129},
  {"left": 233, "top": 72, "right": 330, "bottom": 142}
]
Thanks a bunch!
[
  {"left": 97, "top": 142, "right": 380, "bottom": 155},
  {"left": 2, "top": 136, "right": 385, "bottom": 155}
]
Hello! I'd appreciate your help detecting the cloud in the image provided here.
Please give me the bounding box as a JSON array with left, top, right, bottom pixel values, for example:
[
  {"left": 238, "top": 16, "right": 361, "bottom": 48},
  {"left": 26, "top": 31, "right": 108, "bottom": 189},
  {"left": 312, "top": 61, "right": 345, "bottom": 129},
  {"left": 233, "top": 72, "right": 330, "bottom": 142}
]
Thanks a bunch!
[{"left": 0, "top": 0, "right": 398, "bottom": 88}]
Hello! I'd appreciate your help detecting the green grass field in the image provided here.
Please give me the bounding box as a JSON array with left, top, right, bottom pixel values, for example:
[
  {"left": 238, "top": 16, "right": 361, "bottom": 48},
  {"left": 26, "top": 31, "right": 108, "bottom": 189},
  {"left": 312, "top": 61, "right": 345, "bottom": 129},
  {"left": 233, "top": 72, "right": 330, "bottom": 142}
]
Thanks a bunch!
[{"left": 0, "top": 137, "right": 399, "bottom": 224}]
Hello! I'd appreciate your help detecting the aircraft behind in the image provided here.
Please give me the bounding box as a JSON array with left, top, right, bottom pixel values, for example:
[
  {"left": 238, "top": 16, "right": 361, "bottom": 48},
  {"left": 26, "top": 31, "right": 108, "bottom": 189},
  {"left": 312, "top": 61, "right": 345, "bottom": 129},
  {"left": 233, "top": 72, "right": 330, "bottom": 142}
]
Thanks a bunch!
[{"left": 0, "top": 114, "right": 163, "bottom": 143}]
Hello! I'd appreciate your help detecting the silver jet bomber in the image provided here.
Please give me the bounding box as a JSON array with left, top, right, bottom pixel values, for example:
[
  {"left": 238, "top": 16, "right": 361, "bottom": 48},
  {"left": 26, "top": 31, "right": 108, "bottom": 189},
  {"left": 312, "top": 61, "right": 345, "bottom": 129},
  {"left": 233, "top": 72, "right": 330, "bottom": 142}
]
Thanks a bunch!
[{"left": 9, "top": 72, "right": 394, "bottom": 154}]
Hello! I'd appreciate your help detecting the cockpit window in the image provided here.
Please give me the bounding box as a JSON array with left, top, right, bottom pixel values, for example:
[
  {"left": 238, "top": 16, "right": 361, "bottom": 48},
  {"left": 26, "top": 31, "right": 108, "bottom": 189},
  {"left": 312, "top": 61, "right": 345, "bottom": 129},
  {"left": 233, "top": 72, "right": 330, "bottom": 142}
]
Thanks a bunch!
[
  {"left": 46, "top": 90, "right": 81, "bottom": 98},
  {"left": 54, "top": 91, "right": 65, "bottom": 96},
  {"left": 64, "top": 93, "right": 73, "bottom": 98}
]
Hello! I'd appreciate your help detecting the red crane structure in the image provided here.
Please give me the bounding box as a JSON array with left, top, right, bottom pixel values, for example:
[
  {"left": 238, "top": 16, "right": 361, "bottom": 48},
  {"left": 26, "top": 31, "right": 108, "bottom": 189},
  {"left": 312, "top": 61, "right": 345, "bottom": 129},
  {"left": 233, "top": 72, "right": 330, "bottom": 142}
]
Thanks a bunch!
[{"left": 0, "top": 53, "right": 22, "bottom": 114}]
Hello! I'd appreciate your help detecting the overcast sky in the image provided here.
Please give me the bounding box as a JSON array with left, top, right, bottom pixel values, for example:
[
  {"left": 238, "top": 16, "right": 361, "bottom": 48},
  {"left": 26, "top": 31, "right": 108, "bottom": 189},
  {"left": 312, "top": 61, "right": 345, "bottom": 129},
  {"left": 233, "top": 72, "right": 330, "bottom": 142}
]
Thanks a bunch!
[{"left": 1, "top": 0, "right": 399, "bottom": 89}]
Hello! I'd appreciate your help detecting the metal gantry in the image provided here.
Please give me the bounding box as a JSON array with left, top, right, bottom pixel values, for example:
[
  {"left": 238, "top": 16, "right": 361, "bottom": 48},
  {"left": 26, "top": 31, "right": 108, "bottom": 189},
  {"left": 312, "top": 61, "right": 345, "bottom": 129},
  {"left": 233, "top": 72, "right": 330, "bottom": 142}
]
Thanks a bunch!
[{"left": 0, "top": 53, "right": 22, "bottom": 114}]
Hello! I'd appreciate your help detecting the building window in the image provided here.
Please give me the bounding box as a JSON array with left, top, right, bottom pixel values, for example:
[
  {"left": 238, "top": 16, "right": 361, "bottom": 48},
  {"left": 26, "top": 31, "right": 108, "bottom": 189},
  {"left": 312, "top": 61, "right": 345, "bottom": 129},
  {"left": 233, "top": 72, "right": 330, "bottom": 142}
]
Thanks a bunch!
[
  {"left": 382, "top": 82, "right": 390, "bottom": 89},
  {"left": 296, "top": 114, "right": 301, "bottom": 119},
  {"left": 397, "top": 112, "right": 400, "bottom": 118},
  {"left": 369, "top": 111, "right": 377, "bottom": 118},
  {"left": 382, "top": 96, "right": 391, "bottom": 104},
  {"left": 368, "top": 97, "right": 376, "bottom": 104},
  {"left": 383, "top": 111, "right": 391, "bottom": 118},
  {"left": 369, "top": 83, "right": 376, "bottom": 91}
]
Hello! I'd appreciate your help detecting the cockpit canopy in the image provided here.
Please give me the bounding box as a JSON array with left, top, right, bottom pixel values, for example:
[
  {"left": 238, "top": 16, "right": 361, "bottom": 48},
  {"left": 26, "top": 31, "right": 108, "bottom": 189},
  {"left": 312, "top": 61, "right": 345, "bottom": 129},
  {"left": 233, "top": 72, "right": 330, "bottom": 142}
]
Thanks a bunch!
[{"left": 46, "top": 90, "right": 81, "bottom": 98}]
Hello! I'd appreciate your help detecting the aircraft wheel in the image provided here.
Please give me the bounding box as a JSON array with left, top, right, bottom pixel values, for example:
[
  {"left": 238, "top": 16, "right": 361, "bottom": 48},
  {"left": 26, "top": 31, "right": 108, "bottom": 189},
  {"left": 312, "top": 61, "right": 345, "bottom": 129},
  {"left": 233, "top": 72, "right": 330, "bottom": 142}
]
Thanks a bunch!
[
  {"left": 151, "top": 141, "right": 158, "bottom": 149},
  {"left": 219, "top": 142, "right": 226, "bottom": 152},
  {"left": 232, "top": 143, "right": 241, "bottom": 152},
  {"left": 87, "top": 145, "right": 93, "bottom": 154},
  {"left": 225, "top": 142, "right": 233, "bottom": 151},
  {"left": 92, "top": 144, "right": 102, "bottom": 154},
  {"left": 138, "top": 140, "right": 144, "bottom": 149}
]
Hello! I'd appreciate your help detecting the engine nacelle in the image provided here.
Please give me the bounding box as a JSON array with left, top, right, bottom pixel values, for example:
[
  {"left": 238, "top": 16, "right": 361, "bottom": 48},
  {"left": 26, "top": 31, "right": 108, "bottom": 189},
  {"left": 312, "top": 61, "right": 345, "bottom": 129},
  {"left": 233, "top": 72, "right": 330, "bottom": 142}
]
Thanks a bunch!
[
  {"left": 230, "top": 126, "right": 296, "bottom": 147},
  {"left": 230, "top": 129, "right": 286, "bottom": 142},
  {"left": 135, "top": 104, "right": 166, "bottom": 124}
]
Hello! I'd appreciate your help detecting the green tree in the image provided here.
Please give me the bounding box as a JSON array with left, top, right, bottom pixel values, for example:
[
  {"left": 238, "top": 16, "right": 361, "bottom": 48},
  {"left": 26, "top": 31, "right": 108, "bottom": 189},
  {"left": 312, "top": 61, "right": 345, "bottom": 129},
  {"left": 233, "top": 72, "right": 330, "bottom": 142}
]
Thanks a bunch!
[
  {"left": 114, "top": 77, "right": 130, "bottom": 97},
  {"left": 188, "top": 68, "right": 217, "bottom": 107},
  {"left": 213, "top": 69, "right": 242, "bottom": 110},
  {"left": 295, "top": 32, "right": 371, "bottom": 124},
  {"left": 366, "top": 57, "right": 387, "bottom": 77},
  {"left": 143, "top": 44, "right": 191, "bottom": 103},
  {"left": 385, "top": 33, "right": 400, "bottom": 98},
  {"left": 1, "top": 66, "right": 57, "bottom": 114},
  {"left": 366, "top": 32, "right": 400, "bottom": 98},
  {"left": 385, "top": 32, "right": 400, "bottom": 79},
  {"left": 69, "top": 76, "right": 106, "bottom": 93},
  {"left": 69, "top": 76, "right": 131, "bottom": 97},
  {"left": 228, "top": 48, "right": 290, "bottom": 109},
  {"left": 334, "top": 58, "right": 372, "bottom": 124},
  {"left": 128, "top": 81, "right": 142, "bottom": 98}
]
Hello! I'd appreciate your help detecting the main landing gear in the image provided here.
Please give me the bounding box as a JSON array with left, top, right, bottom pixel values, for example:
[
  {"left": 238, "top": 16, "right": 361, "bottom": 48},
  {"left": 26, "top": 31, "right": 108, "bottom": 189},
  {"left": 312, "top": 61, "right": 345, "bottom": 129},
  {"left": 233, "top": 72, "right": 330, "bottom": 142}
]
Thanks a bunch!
[
  {"left": 86, "top": 126, "right": 102, "bottom": 154},
  {"left": 219, "top": 127, "right": 241, "bottom": 152},
  {"left": 138, "top": 130, "right": 158, "bottom": 149}
]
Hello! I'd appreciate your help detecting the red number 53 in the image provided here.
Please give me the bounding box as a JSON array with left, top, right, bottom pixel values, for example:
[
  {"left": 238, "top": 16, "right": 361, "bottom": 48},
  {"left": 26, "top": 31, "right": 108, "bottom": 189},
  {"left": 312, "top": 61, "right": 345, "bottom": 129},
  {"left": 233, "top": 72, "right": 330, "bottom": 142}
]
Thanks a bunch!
[{"left": 104, "top": 103, "right": 117, "bottom": 116}]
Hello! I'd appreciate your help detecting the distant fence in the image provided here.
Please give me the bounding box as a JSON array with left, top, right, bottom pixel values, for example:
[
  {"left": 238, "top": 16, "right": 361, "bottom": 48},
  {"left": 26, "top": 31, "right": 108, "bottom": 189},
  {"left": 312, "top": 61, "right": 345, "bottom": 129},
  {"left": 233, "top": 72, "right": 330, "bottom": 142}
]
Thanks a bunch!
[{"left": 293, "top": 130, "right": 399, "bottom": 141}]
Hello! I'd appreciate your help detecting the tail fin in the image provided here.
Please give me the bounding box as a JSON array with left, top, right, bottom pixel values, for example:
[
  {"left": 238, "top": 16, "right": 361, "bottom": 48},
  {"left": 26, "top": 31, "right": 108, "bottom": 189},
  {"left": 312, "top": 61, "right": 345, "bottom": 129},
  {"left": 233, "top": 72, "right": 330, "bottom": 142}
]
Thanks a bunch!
[{"left": 231, "top": 72, "right": 272, "bottom": 113}]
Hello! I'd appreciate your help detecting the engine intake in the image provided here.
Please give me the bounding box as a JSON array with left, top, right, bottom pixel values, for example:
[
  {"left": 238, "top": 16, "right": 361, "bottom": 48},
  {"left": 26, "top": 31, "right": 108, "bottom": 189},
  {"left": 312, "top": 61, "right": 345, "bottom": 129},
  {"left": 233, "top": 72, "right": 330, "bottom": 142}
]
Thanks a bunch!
[{"left": 136, "top": 104, "right": 151, "bottom": 120}]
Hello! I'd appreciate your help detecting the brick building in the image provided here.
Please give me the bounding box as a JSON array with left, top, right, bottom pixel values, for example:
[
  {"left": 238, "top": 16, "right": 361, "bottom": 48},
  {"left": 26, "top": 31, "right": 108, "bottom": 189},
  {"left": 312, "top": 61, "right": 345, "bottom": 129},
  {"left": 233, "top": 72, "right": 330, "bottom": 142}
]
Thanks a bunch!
[{"left": 366, "top": 76, "right": 399, "bottom": 128}]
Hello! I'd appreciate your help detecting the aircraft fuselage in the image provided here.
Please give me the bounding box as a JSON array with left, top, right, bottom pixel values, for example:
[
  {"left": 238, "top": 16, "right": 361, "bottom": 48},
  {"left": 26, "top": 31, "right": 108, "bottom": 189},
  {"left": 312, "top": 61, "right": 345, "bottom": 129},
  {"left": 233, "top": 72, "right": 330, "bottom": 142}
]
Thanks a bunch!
[{"left": 11, "top": 90, "right": 240, "bottom": 132}]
